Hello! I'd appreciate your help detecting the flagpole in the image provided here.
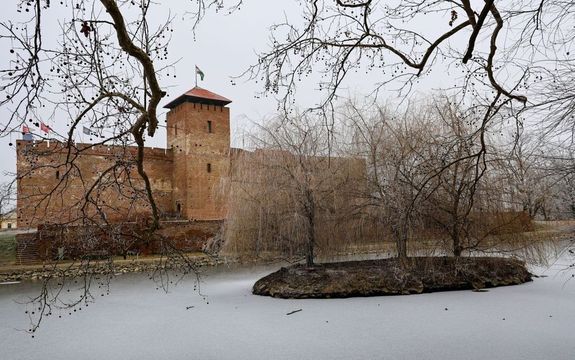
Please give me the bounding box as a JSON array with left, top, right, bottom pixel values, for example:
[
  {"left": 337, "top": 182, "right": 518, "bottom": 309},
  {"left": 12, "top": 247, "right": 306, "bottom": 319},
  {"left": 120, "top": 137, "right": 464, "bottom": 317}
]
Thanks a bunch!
[{"left": 195, "top": 65, "right": 198, "bottom": 87}]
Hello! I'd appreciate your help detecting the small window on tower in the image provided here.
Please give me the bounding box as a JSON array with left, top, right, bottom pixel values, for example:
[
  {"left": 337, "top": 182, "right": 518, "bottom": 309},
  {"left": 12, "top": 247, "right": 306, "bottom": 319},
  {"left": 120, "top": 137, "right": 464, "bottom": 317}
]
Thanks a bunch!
[
  {"left": 55, "top": 170, "right": 60, "bottom": 180},
  {"left": 207, "top": 120, "right": 212, "bottom": 133},
  {"left": 207, "top": 163, "right": 212, "bottom": 173}
]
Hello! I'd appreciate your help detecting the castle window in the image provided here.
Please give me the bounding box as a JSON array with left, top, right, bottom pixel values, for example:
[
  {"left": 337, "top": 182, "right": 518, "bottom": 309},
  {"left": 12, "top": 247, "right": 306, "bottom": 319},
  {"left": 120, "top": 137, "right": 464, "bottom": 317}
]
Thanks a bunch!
[
  {"left": 207, "top": 120, "right": 212, "bottom": 133},
  {"left": 207, "top": 163, "right": 212, "bottom": 173},
  {"left": 55, "top": 170, "right": 60, "bottom": 180},
  {"left": 176, "top": 202, "right": 181, "bottom": 214}
]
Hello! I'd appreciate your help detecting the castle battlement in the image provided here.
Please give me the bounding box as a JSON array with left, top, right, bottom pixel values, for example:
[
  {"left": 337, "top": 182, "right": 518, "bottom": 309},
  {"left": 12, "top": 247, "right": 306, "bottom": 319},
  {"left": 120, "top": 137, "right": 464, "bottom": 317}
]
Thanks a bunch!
[{"left": 16, "top": 140, "right": 174, "bottom": 160}]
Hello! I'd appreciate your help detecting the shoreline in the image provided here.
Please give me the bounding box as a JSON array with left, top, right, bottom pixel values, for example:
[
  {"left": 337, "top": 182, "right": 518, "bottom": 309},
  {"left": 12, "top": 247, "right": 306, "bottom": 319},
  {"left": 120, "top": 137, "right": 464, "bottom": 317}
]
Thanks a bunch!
[
  {"left": 1, "top": 223, "right": 572, "bottom": 283},
  {"left": 0, "top": 254, "right": 231, "bottom": 283}
]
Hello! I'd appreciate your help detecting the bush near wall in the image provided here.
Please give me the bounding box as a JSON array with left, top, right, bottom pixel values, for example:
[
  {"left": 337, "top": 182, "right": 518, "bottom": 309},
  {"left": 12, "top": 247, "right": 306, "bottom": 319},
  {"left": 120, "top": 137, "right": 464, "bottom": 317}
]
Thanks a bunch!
[{"left": 0, "top": 233, "right": 16, "bottom": 264}]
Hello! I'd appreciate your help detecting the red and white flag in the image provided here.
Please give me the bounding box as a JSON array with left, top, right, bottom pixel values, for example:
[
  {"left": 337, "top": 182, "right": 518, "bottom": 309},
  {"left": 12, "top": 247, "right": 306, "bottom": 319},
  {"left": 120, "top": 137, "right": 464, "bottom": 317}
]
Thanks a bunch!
[
  {"left": 40, "top": 122, "right": 51, "bottom": 134},
  {"left": 22, "top": 124, "right": 30, "bottom": 134}
]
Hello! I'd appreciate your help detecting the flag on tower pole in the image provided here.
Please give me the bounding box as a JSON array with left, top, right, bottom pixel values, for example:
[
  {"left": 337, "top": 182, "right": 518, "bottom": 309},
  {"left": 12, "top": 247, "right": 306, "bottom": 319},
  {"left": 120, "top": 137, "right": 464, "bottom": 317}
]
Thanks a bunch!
[{"left": 195, "top": 65, "right": 205, "bottom": 86}]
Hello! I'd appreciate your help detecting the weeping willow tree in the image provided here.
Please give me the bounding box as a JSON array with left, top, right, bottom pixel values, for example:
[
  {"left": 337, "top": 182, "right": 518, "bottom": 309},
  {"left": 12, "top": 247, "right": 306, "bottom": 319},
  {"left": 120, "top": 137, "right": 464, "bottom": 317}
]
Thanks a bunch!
[{"left": 222, "top": 114, "right": 372, "bottom": 266}]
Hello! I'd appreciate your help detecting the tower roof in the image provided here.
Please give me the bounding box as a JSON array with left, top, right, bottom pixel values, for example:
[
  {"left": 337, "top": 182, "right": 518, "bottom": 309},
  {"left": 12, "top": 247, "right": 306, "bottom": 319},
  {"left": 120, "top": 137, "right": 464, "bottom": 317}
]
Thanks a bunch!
[{"left": 163, "top": 86, "right": 232, "bottom": 109}]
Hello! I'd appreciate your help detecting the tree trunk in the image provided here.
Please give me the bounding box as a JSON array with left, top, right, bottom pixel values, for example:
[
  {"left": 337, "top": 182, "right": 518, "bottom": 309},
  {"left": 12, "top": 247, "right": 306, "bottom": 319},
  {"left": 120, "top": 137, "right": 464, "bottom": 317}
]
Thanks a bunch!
[
  {"left": 453, "top": 244, "right": 462, "bottom": 257},
  {"left": 305, "top": 220, "right": 315, "bottom": 267},
  {"left": 305, "top": 190, "right": 316, "bottom": 267},
  {"left": 396, "top": 221, "right": 408, "bottom": 260},
  {"left": 396, "top": 236, "right": 408, "bottom": 260},
  {"left": 306, "top": 232, "right": 315, "bottom": 267},
  {"left": 453, "top": 230, "right": 462, "bottom": 257}
]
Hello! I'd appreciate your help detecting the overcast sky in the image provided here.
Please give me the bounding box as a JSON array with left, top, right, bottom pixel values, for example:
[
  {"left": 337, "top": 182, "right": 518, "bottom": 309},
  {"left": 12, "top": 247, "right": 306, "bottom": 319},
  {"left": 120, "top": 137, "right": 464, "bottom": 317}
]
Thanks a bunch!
[
  {"left": 0, "top": 0, "right": 299, "bottom": 178},
  {"left": 0, "top": 0, "right": 550, "bottom": 183}
]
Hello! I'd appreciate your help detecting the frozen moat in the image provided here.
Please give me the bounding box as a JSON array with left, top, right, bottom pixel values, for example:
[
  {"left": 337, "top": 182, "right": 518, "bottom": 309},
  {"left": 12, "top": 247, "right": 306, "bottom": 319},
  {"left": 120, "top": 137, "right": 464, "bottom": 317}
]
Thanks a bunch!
[{"left": 1, "top": 257, "right": 574, "bottom": 360}]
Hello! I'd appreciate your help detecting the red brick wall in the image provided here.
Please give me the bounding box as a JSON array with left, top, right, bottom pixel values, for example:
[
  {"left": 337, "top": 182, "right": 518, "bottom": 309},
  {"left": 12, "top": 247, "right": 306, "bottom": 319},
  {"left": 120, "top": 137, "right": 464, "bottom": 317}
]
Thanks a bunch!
[
  {"left": 16, "top": 140, "right": 174, "bottom": 228},
  {"left": 17, "top": 220, "right": 222, "bottom": 262}
]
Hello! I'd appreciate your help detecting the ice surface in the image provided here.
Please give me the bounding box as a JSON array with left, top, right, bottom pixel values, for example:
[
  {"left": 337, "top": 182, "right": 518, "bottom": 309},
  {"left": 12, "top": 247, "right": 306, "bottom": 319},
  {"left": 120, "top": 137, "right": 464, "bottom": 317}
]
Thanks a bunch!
[{"left": 1, "top": 259, "right": 574, "bottom": 360}]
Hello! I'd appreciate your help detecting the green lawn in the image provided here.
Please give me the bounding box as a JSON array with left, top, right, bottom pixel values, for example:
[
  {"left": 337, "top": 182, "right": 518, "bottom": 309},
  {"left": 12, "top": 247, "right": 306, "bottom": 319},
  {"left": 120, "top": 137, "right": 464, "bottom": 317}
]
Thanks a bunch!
[{"left": 0, "top": 233, "right": 16, "bottom": 264}]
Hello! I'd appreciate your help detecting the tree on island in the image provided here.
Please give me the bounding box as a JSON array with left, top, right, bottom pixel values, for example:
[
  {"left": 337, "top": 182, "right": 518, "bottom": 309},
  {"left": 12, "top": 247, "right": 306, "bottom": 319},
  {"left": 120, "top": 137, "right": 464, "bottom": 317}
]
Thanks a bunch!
[
  {"left": 423, "top": 99, "right": 488, "bottom": 257},
  {"left": 343, "top": 100, "right": 432, "bottom": 259},
  {"left": 224, "top": 113, "right": 363, "bottom": 266}
]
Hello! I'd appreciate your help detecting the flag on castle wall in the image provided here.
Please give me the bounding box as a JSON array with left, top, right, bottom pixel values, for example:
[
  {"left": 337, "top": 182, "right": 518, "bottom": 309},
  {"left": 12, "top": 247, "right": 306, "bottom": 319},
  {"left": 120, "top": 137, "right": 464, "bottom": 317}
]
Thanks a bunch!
[
  {"left": 40, "top": 122, "right": 51, "bottom": 134},
  {"left": 22, "top": 124, "right": 33, "bottom": 140}
]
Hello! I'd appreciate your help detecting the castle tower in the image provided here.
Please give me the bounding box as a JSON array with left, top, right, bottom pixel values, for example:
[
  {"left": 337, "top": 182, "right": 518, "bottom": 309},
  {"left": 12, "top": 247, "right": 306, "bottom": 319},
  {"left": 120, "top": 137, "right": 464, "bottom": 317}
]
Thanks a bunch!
[{"left": 164, "top": 87, "right": 232, "bottom": 220}]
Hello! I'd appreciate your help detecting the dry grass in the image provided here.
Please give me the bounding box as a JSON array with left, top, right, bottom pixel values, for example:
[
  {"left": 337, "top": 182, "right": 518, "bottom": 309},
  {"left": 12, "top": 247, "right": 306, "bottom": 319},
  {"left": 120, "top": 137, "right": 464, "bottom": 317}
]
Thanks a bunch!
[{"left": 0, "top": 232, "right": 16, "bottom": 265}]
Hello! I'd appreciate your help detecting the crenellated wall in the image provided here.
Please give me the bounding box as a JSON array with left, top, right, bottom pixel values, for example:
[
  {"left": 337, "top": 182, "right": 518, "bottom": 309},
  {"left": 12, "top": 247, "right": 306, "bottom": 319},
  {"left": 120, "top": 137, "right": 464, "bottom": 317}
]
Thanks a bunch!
[{"left": 16, "top": 140, "right": 175, "bottom": 228}]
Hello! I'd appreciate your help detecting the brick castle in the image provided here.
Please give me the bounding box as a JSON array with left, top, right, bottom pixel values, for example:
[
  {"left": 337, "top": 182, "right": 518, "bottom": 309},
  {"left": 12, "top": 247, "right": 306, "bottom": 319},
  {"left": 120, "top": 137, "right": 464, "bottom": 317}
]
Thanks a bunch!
[{"left": 17, "top": 87, "right": 236, "bottom": 228}]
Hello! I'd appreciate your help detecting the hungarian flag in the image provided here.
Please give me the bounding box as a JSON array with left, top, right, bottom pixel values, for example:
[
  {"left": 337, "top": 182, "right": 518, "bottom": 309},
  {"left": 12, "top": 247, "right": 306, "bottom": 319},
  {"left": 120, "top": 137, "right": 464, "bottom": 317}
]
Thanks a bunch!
[
  {"left": 195, "top": 65, "right": 205, "bottom": 81},
  {"left": 40, "top": 122, "right": 51, "bottom": 134},
  {"left": 22, "top": 124, "right": 30, "bottom": 134}
]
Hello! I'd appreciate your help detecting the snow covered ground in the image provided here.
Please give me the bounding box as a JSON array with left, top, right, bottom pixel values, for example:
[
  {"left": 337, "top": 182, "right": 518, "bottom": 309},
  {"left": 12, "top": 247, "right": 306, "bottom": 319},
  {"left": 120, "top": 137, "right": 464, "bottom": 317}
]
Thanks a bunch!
[{"left": 1, "top": 255, "right": 574, "bottom": 360}]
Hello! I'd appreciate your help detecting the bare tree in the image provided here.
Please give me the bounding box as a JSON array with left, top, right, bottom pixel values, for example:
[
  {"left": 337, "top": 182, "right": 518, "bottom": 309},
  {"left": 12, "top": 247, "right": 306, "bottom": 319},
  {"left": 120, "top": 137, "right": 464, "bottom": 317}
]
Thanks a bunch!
[
  {"left": 344, "top": 100, "right": 440, "bottom": 259},
  {"left": 423, "top": 99, "right": 487, "bottom": 256},
  {"left": 503, "top": 134, "right": 554, "bottom": 220},
  {"left": 531, "top": 144, "right": 575, "bottom": 220},
  {"left": 343, "top": 96, "right": 539, "bottom": 259},
  {"left": 224, "top": 113, "right": 363, "bottom": 266},
  {"left": 0, "top": 182, "right": 15, "bottom": 227},
  {"left": 554, "top": 171, "right": 575, "bottom": 219},
  {"left": 1, "top": 0, "right": 176, "bottom": 227},
  {"left": 247, "top": 1, "right": 551, "bottom": 108}
]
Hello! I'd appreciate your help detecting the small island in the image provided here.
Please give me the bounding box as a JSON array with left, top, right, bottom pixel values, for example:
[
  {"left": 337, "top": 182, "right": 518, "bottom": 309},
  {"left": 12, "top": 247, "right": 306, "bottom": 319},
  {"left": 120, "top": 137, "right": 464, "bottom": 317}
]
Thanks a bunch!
[{"left": 253, "top": 257, "right": 532, "bottom": 298}]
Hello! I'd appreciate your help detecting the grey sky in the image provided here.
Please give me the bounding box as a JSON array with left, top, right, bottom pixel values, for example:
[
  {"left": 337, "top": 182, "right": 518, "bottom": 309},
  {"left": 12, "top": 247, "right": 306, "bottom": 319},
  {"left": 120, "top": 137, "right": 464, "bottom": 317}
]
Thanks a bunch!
[
  {"left": 0, "top": 0, "right": 295, "bottom": 179},
  {"left": 0, "top": 1, "right": 563, "bottom": 182}
]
